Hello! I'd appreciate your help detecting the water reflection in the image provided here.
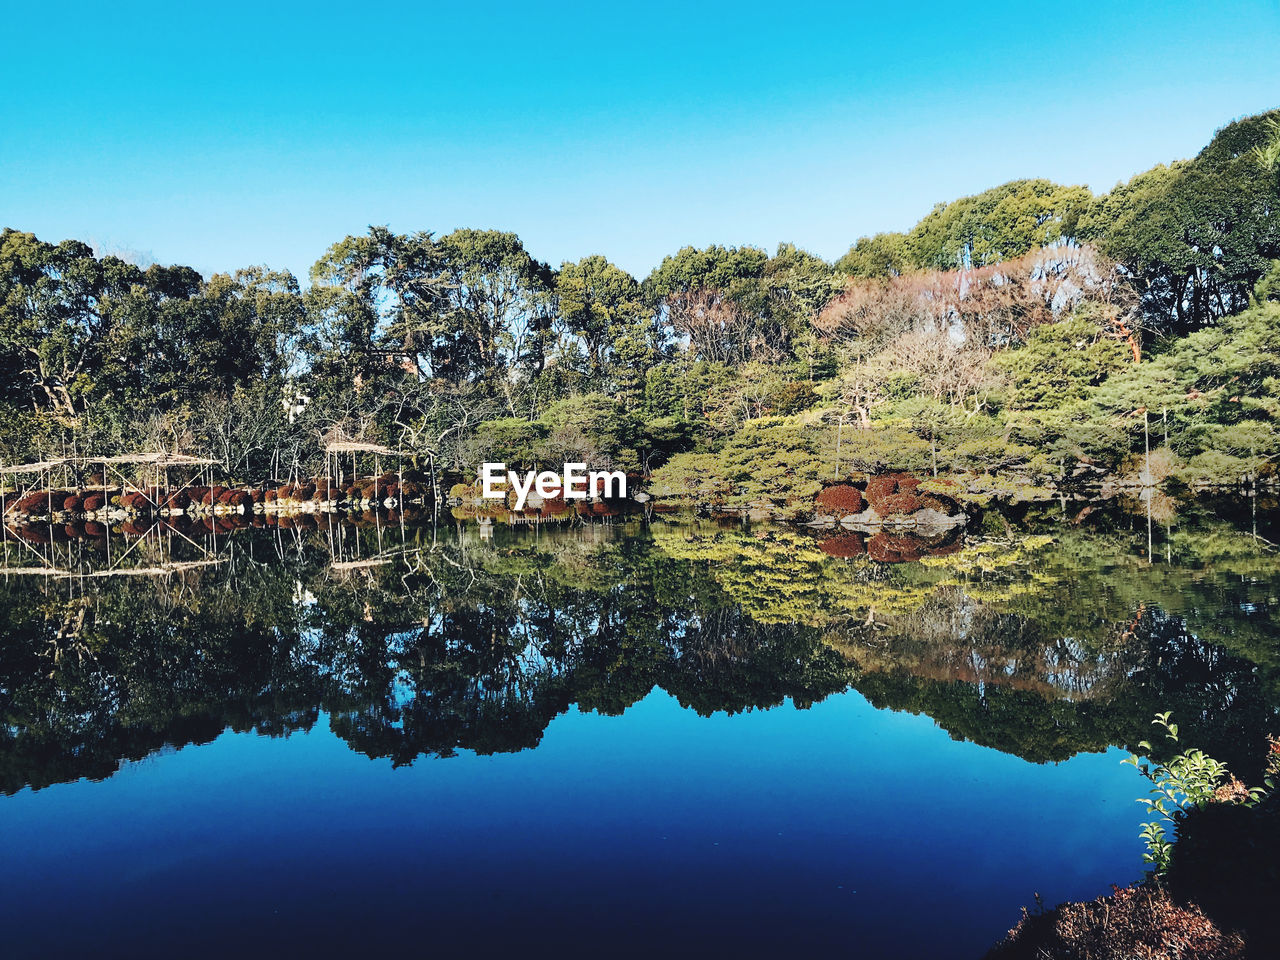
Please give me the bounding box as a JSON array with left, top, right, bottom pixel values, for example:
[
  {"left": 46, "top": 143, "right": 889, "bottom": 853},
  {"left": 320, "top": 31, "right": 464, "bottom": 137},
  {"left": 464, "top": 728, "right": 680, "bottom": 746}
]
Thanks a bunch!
[{"left": 1, "top": 500, "right": 1277, "bottom": 795}]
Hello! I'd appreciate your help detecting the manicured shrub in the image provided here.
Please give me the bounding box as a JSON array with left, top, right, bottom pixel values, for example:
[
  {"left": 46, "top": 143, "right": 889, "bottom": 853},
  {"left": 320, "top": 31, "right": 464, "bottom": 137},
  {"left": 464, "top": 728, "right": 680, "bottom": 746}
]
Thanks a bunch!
[
  {"left": 166, "top": 490, "right": 191, "bottom": 510},
  {"left": 815, "top": 484, "right": 863, "bottom": 515},
  {"left": 15, "top": 491, "right": 52, "bottom": 513},
  {"left": 120, "top": 492, "right": 151, "bottom": 510},
  {"left": 83, "top": 521, "right": 106, "bottom": 537},
  {"left": 864, "top": 475, "right": 898, "bottom": 502},
  {"left": 82, "top": 494, "right": 106, "bottom": 512},
  {"left": 63, "top": 495, "right": 83, "bottom": 513},
  {"left": 865, "top": 472, "right": 925, "bottom": 512},
  {"left": 875, "top": 492, "right": 922, "bottom": 515}
]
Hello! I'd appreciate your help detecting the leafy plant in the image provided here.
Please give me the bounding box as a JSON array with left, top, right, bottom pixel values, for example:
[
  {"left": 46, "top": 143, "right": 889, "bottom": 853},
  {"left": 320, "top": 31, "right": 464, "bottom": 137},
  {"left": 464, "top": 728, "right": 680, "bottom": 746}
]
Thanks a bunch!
[{"left": 1123, "top": 712, "right": 1267, "bottom": 876}]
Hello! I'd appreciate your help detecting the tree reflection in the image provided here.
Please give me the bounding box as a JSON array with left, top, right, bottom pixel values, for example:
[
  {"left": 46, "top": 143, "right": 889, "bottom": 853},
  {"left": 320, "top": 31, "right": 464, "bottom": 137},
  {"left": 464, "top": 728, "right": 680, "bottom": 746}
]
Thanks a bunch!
[{"left": 0, "top": 504, "right": 1276, "bottom": 793}]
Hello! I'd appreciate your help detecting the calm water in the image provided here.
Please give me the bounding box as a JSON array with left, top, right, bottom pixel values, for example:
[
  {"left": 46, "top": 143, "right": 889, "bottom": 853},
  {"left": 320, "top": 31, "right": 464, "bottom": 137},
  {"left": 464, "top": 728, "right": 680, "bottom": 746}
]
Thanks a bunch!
[{"left": 1, "top": 499, "right": 1277, "bottom": 958}]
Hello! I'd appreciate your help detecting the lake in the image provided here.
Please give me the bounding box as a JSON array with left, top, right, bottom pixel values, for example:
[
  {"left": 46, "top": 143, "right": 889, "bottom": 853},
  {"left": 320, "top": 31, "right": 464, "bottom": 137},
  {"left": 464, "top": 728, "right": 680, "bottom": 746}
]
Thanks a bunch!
[{"left": 1, "top": 498, "right": 1277, "bottom": 958}]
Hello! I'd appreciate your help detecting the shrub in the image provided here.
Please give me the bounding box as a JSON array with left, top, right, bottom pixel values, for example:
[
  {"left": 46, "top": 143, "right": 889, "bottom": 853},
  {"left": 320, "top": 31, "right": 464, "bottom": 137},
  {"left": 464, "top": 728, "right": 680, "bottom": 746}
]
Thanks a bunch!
[
  {"left": 985, "top": 884, "right": 1245, "bottom": 960},
  {"left": 1123, "top": 713, "right": 1263, "bottom": 877},
  {"left": 62, "top": 495, "right": 83, "bottom": 513},
  {"left": 864, "top": 475, "right": 898, "bottom": 502},
  {"left": 82, "top": 495, "right": 106, "bottom": 512},
  {"left": 865, "top": 472, "right": 925, "bottom": 512},
  {"left": 14, "top": 491, "right": 51, "bottom": 513},
  {"left": 875, "top": 492, "right": 922, "bottom": 515},
  {"left": 121, "top": 492, "right": 152, "bottom": 510},
  {"left": 815, "top": 484, "right": 865, "bottom": 515}
]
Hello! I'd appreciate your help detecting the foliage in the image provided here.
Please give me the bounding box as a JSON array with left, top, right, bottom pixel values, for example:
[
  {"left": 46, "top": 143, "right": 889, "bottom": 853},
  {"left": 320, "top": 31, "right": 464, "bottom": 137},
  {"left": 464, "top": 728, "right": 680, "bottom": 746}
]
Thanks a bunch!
[
  {"left": 1124, "top": 713, "right": 1267, "bottom": 876},
  {"left": 2, "top": 108, "right": 1279, "bottom": 491}
]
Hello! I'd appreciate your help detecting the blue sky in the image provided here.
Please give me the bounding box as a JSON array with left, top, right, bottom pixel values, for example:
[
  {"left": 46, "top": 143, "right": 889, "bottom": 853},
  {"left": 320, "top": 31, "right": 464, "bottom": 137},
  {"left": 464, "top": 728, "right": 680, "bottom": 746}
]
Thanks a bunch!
[{"left": 3, "top": 0, "right": 1278, "bottom": 281}]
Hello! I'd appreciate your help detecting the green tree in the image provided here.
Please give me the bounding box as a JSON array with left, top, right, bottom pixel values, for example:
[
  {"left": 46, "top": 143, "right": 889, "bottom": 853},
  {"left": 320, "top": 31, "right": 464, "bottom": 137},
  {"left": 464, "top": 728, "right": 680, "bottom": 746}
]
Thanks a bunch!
[
  {"left": 1081, "top": 109, "right": 1280, "bottom": 331},
  {"left": 905, "top": 179, "right": 1092, "bottom": 270}
]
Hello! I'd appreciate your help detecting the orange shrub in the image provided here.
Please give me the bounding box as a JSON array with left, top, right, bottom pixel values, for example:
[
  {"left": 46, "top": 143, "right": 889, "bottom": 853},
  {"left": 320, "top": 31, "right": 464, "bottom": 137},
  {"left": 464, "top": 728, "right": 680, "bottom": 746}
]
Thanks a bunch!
[
  {"left": 875, "top": 492, "right": 922, "bottom": 515},
  {"left": 815, "top": 484, "right": 864, "bottom": 515}
]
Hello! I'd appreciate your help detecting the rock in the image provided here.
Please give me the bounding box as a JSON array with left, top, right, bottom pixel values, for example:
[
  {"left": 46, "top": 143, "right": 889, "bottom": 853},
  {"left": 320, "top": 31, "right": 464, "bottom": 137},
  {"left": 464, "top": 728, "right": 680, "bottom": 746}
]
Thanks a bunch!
[
  {"left": 839, "top": 507, "right": 882, "bottom": 528},
  {"left": 912, "top": 507, "right": 965, "bottom": 528}
]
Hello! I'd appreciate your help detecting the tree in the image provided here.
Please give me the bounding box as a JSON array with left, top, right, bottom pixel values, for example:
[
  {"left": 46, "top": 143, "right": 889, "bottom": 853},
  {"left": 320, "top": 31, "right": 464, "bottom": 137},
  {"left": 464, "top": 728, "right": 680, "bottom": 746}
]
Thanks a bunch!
[
  {"left": 835, "top": 231, "right": 910, "bottom": 278},
  {"left": 0, "top": 229, "right": 109, "bottom": 414},
  {"left": 553, "top": 254, "right": 648, "bottom": 391},
  {"left": 643, "top": 244, "right": 785, "bottom": 363},
  {"left": 1081, "top": 109, "right": 1280, "bottom": 332},
  {"left": 905, "top": 179, "right": 1092, "bottom": 271},
  {"left": 436, "top": 228, "right": 555, "bottom": 398}
]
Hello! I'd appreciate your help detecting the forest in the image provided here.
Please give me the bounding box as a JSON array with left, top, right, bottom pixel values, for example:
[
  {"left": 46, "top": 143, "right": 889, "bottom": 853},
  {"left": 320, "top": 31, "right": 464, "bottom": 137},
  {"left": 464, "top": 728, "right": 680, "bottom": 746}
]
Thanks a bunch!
[{"left": 2, "top": 109, "right": 1279, "bottom": 505}]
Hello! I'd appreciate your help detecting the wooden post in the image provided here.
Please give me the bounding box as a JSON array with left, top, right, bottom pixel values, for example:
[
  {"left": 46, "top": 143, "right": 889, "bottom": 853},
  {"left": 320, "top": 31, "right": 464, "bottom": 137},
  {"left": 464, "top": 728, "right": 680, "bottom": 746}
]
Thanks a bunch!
[{"left": 1143, "top": 410, "right": 1150, "bottom": 486}]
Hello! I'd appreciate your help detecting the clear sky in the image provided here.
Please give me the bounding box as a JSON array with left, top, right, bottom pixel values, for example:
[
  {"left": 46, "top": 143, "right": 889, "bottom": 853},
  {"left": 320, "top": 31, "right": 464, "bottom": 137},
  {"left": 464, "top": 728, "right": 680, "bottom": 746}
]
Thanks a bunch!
[{"left": 3, "top": 0, "right": 1278, "bottom": 282}]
